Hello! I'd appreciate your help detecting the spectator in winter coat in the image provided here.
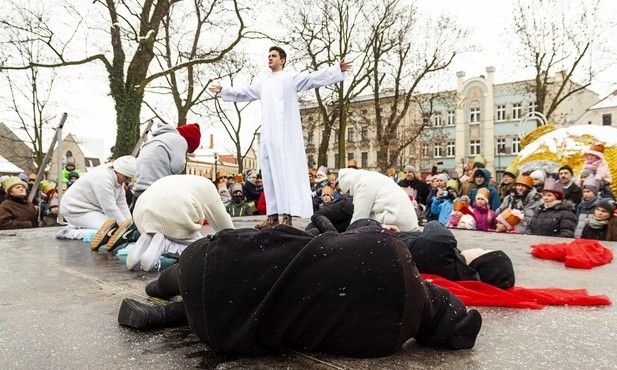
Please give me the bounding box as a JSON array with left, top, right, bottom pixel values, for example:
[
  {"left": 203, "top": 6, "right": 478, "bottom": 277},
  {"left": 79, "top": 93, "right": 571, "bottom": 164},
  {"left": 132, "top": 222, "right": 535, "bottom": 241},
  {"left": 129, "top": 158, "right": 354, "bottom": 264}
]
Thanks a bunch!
[
  {"left": 581, "top": 143, "right": 612, "bottom": 186},
  {"left": 529, "top": 170, "right": 546, "bottom": 193},
  {"left": 304, "top": 194, "right": 354, "bottom": 235},
  {"left": 525, "top": 178, "right": 577, "bottom": 238},
  {"left": 558, "top": 165, "right": 582, "bottom": 208},
  {"left": 61, "top": 162, "right": 82, "bottom": 186},
  {"left": 469, "top": 168, "right": 501, "bottom": 211},
  {"left": 338, "top": 168, "right": 420, "bottom": 232},
  {"left": 581, "top": 199, "right": 617, "bottom": 241},
  {"left": 575, "top": 177, "right": 603, "bottom": 238},
  {"left": 218, "top": 187, "right": 231, "bottom": 207},
  {"left": 127, "top": 175, "right": 234, "bottom": 272},
  {"left": 426, "top": 173, "right": 449, "bottom": 222},
  {"left": 132, "top": 123, "right": 201, "bottom": 207},
  {"left": 226, "top": 183, "right": 253, "bottom": 217},
  {"left": 494, "top": 208, "right": 524, "bottom": 233},
  {"left": 397, "top": 165, "right": 430, "bottom": 206},
  {"left": 118, "top": 225, "right": 482, "bottom": 355},
  {"left": 496, "top": 174, "right": 543, "bottom": 233},
  {"left": 472, "top": 188, "right": 497, "bottom": 231},
  {"left": 446, "top": 196, "right": 473, "bottom": 228},
  {"left": 456, "top": 214, "right": 477, "bottom": 230},
  {"left": 0, "top": 176, "right": 38, "bottom": 229},
  {"left": 498, "top": 165, "right": 519, "bottom": 201},
  {"left": 242, "top": 171, "right": 263, "bottom": 209},
  {"left": 431, "top": 181, "right": 459, "bottom": 227}
]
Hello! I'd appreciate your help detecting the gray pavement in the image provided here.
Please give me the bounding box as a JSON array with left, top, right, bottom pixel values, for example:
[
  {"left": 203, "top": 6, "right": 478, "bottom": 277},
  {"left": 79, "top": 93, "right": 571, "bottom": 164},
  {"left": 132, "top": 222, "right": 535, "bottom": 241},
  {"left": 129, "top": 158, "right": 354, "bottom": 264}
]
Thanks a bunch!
[{"left": 1, "top": 216, "right": 616, "bottom": 369}]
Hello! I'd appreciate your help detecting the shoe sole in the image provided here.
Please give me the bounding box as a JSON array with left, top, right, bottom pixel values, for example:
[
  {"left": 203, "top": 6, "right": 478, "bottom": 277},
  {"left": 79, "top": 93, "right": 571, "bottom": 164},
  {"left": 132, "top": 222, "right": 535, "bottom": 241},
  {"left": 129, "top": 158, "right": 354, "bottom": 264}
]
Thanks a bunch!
[
  {"left": 106, "top": 219, "right": 134, "bottom": 252},
  {"left": 91, "top": 218, "right": 117, "bottom": 251},
  {"left": 118, "top": 299, "right": 149, "bottom": 329}
]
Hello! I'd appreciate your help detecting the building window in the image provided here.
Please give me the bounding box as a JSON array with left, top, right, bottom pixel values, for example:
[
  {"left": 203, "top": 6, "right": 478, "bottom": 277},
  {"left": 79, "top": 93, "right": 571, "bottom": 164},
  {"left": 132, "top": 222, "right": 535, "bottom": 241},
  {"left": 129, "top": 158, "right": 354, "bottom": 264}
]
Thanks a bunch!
[
  {"left": 422, "top": 143, "right": 430, "bottom": 157},
  {"left": 603, "top": 114, "right": 612, "bottom": 126},
  {"left": 361, "top": 126, "right": 368, "bottom": 140},
  {"left": 422, "top": 112, "right": 430, "bottom": 125},
  {"left": 447, "top": 110, "right": 455, "bottom": 125},
  {"left": 496, "top": 138, "right": 506, "bottom": 154},
  {"left": 512, "top": 137, "right": 521, "bottom": 153},
  {"left": 433, "top": 113, "right": 442, "bottom": 127},
  {"left": 347, "top": 127, "right": 355, "bottom": 143},
  {"left": 446, "top": 141, "right": 455, "bottom": 157},
  {"left": 347, "top": 152, "right": 354, "bottom": 161},
  {"left": 470, "top": 107, "right": 481, "bottom": 123},
  {"left": 470, "top": 140, "right": 481, "bottom": 155},
  {"left": 528, "top": 101, "right": 538, "bottom": 113},
  {"left": 361, "top": 152, "right": 368, "bottom": 168},
  {"left": 307, "top": 130, "right": 313, "bottom": 145},
  {"left": 512, "top": 103, "right": 522, "bottom": 120},
  {"left": 496, "top": 105, "right": 506, "bottom": 121},
  {"left": 433, "top": 144, "right": 442, "bottom": 158}
]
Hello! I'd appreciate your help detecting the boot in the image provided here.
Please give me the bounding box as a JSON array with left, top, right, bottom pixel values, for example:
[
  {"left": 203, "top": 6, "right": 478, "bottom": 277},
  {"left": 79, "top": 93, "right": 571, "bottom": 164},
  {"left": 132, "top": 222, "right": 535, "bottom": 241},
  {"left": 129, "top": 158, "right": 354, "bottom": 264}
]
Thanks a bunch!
[
  {"left": 118, "top": 298, "right": 188, "bottom": 330},
  {"left": 145, "top": 280, "right": 176, "bottom": 300},
  {"left": 255, "top": 215, "right": 279, "bottom": 230},
  {"left": 281, "top": 214, "right": 293, "bottom": 226}
]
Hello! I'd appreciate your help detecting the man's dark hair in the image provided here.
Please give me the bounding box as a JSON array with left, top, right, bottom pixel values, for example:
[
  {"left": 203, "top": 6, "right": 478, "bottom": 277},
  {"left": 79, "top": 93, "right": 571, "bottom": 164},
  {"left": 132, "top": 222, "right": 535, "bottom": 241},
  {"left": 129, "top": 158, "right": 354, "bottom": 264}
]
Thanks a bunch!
[{"left": 269, "top": 46, "right": 287, "bottom": 68}]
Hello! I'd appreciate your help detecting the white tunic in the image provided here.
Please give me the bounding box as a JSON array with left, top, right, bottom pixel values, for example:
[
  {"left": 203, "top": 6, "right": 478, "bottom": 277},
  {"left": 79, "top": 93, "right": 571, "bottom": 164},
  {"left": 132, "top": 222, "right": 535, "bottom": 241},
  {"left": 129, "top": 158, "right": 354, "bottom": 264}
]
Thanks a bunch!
[{"left": 220, "top": 65, "right": 344, "bottom": 218}]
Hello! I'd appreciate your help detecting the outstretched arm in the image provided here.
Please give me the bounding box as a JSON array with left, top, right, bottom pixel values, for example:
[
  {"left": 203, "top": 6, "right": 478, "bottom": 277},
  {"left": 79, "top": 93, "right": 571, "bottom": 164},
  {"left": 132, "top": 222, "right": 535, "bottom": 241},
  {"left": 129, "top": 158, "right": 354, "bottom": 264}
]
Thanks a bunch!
[
  {"left": 294, "top": 59, "right": 352, "bottom": 92},
  {"left": 209, "top": 81, "right": 261, "bottom": 103}
]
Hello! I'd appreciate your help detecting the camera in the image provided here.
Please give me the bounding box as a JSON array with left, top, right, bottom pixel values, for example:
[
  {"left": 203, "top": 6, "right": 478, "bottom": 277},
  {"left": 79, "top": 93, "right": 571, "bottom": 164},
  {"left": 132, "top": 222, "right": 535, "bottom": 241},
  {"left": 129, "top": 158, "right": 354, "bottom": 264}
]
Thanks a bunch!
[{"left": 436, "top": 161, "right": 443, "bottom": 165}]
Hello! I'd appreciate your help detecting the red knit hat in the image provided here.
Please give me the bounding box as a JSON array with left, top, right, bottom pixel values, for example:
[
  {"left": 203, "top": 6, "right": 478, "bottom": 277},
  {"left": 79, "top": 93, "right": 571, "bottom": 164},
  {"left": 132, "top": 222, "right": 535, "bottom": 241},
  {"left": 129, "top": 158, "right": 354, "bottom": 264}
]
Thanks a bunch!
[{"left": 177, "top": 123, "right": 201, "bottom": 153}]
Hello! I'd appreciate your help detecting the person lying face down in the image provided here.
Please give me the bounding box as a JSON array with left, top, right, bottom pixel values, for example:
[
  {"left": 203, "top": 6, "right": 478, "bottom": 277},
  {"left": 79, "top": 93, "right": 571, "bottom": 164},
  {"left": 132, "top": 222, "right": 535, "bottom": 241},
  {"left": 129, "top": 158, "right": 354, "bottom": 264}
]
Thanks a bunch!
[
  {"left": 118, "top": 224, "right": 482, "bottom": 357},
  {"left": 349, "top": 219, "right": 515, "bottom": 290}
]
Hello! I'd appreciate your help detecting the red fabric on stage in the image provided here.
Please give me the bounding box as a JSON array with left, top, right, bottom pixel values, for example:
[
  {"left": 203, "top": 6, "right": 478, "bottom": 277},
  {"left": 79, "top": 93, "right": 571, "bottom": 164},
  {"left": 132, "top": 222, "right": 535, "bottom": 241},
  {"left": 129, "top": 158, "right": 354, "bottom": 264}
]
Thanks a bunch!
[
  {"left": 421, "top": 274, "right": 612, "bottom": 309},
  {"left": 530, "top": 239, "right": 613, "bottom": 269}
]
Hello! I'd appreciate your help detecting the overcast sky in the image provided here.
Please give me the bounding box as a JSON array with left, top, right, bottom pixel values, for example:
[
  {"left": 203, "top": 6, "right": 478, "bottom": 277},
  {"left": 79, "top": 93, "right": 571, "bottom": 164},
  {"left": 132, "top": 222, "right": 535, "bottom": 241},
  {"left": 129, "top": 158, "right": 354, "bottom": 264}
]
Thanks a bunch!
[{"left": 4, "top": 0, "right": 615, "bottom": 159}]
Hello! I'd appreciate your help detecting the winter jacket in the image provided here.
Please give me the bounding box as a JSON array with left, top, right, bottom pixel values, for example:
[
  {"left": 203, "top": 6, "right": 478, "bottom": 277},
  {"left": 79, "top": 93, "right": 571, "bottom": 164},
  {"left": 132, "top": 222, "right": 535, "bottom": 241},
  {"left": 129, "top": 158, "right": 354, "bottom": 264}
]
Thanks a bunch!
[
  {"left": 459, "top": 178, "right": 475, "bottom": 197},
  {"left": 243, "top": 180, "right": 263, "bottom": 203},
  {"left": 497, "top": 188, "right": 543, "bottom": 233},
  {"left": 562, "top": 182, "right": 583, "bottom": 207},
  {"left": 338, "top": 169, "right": 420, "bottom": 232},
  {"left": 226, "top": 200, "right": 253, "bottom": 217},
  {"left": 309, "top": 195, "right": 354, "bottom": 233},
  {"left": 498, "top": 182, "right": 514, "bottom": 201},
  {"left": 184, "top": 226, "right": 477, "bottom": 356},
  {"left": 469, "top": 169, "right": 501, "bottom": 211},
  {"left": 256, "top": 192, "right": 267, "bottom": 215},
  {"left": 431, "top": 196, "right": 454, "bottom": 226},
  {"left": 472, "top": 205, "right": 496, "bottom": 232},
  {"left": 581, "top": 222, "right": 608, "bottom": 241},
  {"left": 61, "top": 167, "right": 82, "bottom": 185},
  {"left": 397, "top": 178, "right": 430, "bottom": 205},
  {"left": 425, "top": 187, "right": 445, "bottom": 222},
  {"left": 574, "top": 196, "right": 600, "bottom": 238},
  {"left": 525, "top": 201, "right": 577, "bottom": 238},
  {"left": 133, "top": 124, "right": 188, "bottom": 196},
  {"left": 0, "top": 196, "right": 37, "bottom": 229}
]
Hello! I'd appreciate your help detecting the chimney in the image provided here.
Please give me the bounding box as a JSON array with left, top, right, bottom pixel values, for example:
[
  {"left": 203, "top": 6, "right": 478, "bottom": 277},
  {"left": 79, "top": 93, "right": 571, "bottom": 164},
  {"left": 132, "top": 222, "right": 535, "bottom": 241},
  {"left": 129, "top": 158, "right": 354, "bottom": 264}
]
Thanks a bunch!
[{"left": 210, "top": 134, "right": 214, "bottom": 149}]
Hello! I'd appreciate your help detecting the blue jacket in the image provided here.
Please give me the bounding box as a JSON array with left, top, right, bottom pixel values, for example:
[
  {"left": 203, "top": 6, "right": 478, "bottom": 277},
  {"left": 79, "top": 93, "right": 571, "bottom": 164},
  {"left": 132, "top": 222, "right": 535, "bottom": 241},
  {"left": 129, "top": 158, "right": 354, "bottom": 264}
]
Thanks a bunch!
[
  {"left": 431, "top": 196, "right": 454, "bottom": 226},
  {"left": 469, "top": 168, "right": 501, "bottom": 211}
]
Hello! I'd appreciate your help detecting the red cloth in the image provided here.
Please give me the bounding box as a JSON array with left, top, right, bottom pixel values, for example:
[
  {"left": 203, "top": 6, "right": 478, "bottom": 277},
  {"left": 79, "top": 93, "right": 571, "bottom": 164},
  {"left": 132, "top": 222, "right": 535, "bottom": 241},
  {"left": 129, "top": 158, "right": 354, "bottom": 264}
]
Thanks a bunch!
[
  {"left": 256, "top": 192, "right": 267, "bottom": 215},
  {"left": 422, "top": 274, "right": 612, "bottom": 309},
  {"left": 530, "top": 239, "right": 613, "bottom": 269}
]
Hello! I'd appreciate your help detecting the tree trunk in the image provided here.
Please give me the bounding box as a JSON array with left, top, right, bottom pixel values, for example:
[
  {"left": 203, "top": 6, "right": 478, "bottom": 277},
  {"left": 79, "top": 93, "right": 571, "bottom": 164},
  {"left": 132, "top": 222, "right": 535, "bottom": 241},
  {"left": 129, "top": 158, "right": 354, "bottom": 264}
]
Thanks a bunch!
[
  {"left": 317, "top": 127, "right": 331, "bottom": 167},
  {"left": 112, "top": 88, "right": 143, "bottom": 157}
]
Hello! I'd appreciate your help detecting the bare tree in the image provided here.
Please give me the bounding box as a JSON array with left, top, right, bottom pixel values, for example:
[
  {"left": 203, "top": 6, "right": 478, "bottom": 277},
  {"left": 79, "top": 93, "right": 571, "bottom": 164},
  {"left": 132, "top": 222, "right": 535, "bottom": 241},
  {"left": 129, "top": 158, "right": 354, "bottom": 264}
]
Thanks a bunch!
[
  {"left": 364, "top": 0, "right": 471, "bottom": 172},
  {"left": 0, "top": 4, "right": 58, "bottom": 172},
  {"left": 0, "top": 0, "right": 248, "bottom": 158},
  {"left": 283, "top": 0, "right": 373, "bottom": 168},
  {"left": 511, "top": 0, "right": 613, "bottom": 125}
]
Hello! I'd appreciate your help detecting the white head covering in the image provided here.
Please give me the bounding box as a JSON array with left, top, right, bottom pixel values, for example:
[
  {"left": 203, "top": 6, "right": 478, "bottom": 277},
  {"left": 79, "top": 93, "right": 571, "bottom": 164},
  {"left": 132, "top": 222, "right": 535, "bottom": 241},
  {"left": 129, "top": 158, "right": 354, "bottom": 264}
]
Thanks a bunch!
[{"left": 112, "top": 156, "right": 137, "bottom": 179}]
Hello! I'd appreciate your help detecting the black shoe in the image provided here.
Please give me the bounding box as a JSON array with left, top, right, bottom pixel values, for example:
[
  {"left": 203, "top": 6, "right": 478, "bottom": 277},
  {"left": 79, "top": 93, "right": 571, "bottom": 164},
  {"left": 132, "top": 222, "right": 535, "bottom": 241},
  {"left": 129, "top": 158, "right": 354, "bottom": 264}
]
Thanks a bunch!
[
  {"left": 445, "top": 309, "right": 482, "bottom": 349},
  {"left": 106, "top": 219, "right": 137, "bottom": 252},
  {"left": 145, "top": 280, "right": 175, "bottom": 300},
  {"left": 118, "top": 298, "right": 171, "bottom": 330},
  {"left": 91, "top": 218, "right": 117, "bottom": 251}
]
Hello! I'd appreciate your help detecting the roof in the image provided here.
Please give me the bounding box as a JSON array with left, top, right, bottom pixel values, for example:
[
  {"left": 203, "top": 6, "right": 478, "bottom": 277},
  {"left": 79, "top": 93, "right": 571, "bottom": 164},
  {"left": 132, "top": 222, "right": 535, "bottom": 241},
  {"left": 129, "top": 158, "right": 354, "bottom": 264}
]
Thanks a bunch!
[
  {"left": 589, "top": 90, "right": 617, "bottom": 110},
  {"left": 0, "top": 154, "right": 25, "bottom": 174}
]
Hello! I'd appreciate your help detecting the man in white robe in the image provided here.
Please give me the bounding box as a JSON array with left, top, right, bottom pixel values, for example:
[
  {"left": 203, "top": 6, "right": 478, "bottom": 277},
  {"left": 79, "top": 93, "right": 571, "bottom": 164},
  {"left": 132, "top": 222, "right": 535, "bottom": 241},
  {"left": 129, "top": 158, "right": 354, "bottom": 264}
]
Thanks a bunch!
[{"left": 209, "top": 46, "right": 351, "bottom": 228}]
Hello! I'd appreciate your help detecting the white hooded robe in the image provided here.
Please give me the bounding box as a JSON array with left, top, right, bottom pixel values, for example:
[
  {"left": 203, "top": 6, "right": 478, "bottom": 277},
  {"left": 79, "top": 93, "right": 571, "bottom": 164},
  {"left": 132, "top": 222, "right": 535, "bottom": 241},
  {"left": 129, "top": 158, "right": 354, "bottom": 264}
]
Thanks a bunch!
[{"left": 220, "top": 65, "right": 344, "bottom": 218}]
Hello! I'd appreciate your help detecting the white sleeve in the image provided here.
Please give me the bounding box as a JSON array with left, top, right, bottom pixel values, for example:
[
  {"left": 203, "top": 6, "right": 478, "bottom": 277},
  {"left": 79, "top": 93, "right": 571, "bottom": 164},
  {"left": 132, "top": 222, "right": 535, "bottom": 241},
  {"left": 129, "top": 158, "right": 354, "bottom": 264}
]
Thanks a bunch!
[
  {"left": 219, "top": 81, "right": 261, "bottom": 102},
  {"left": 293, "top": 64, "right": 345, "bottom": 92}
]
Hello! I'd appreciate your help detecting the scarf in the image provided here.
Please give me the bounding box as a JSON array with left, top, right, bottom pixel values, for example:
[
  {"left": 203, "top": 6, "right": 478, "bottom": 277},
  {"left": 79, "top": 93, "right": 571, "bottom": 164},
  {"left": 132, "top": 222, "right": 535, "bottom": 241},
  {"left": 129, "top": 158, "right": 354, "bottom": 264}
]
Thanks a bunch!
[
  {"left": 579, "top": 196, "right": 599, "bottom": 211},
  {"left": 586, "top": 217, "right": 609, "bottom": 229}
]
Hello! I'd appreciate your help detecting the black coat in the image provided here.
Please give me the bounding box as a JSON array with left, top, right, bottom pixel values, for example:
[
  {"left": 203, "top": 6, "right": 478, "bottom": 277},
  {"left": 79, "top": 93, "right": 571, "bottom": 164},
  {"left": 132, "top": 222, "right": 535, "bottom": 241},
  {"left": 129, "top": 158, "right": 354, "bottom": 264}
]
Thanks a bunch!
[
  {"left": 563, "top": 182, "right": 583, "bottom": 208},
  {"left": 309, "top": 195, "right": 354, "bottom": 233},
  {"left": 397, "top": 178, "right": 430, "bottom": 205},
  {"left": 242, "top": 181, "right": 263, "bottom": 203},
  {"left": 183, "top": 225, "right": 477, "bottom": 356},
  {"left": 526, "top": 201, "right": 577, "bottom": 237},
  {"left": 581, "top": 223, "right": 608, "bottom": 241}
]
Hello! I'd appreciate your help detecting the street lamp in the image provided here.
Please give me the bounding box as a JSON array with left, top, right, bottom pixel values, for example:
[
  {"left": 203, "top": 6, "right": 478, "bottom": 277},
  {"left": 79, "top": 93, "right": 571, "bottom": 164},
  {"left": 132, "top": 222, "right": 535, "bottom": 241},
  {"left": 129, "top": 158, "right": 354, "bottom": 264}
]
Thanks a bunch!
[{"left": 214, "top": 152, "right": 219, "bottom": 180}]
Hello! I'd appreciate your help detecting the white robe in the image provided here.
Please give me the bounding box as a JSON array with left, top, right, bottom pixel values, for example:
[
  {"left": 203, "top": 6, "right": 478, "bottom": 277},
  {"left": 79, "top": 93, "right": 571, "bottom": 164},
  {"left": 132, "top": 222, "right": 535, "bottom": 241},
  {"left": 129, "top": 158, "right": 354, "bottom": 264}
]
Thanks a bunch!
[{"left": 220, "top": 65, "right": 344, "bottom": 218}]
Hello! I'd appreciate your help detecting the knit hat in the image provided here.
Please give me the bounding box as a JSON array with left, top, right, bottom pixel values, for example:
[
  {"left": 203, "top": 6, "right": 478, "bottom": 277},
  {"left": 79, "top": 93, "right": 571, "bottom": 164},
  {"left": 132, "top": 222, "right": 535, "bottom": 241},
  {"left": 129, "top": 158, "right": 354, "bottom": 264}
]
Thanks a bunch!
[
  {"left": 2, "top": 176, "right": 27, "bottom": 194},
  {"left": 579, "top": 167, "right": 594, "bottom": 179},
  {"left": 435, "top": 173, "right": 449, "bottom": 183},
  {"left": 39, "top": 180, "right": 58, "bottom": 198},
  {"left": 403, "top": 165, "right": 415, "bottom": 173},
  {"left": 177, "top": 123, "right": 201, "bottom": 153},
  {"left": 558, "top": 165, "right": 574, "bottom": 175},
  {"left": 583, "top": 142, "right": 605, "bottom": 159},
  {"left": 0, "top": 175, "right": 10, "bottom": 187},
  {"left": 529, "top": 169, "right": 546, "bottom": 182},
  {"left": 321, "top": 185, "right": 334, "bottom": 196},
  {"left": 347, "top": 159, "right": 358, "bottom": 169},
  {"left": 446, "top": 179, "right": 459, "bottom": 191},
  {"left": 582, "top": 176, "right": 600, "bottom": 195},
  {"left": 515, "top": 174, "right": 533, "bottom": 189},
  {"left": 112, "top": 155, "right": 137, "bottom": 179},
  {"left": 18, "top": 172, "right": 28, "bottom": 182},
  {"left": 315, "top": 166, "right": 328, "bottom": 183},
  {"left": 596, "top": 199, "right": 616, "bottom": 215},
  {"left": 496, "top": 208, "right": 524, "bottom": 230},
  {"left": 503, "top": 165, "right": 519, "bottom": 179},
  {"left": 230, "top": 182, "right": 243, "bottom": 195},
  {"left": 218, "top": 187, "right": 230, "bottom": 195},
  {"left": 459, "top": 214, "right": 476, "bottom": 230},
  {"left": 468, "top": 250, "right": 515, "bottom": 290},
  {"left": 473, "top": 169, "right": 486, "bottom": 179},
  {"left": 67, "top": 171, "right": 80, "bottom": 180},
  {"left": 475, "top": 187, "right": 490, "bottom": 202},
  {"left": 542, "top": 177, "right": 564, "bottom": 200}
]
